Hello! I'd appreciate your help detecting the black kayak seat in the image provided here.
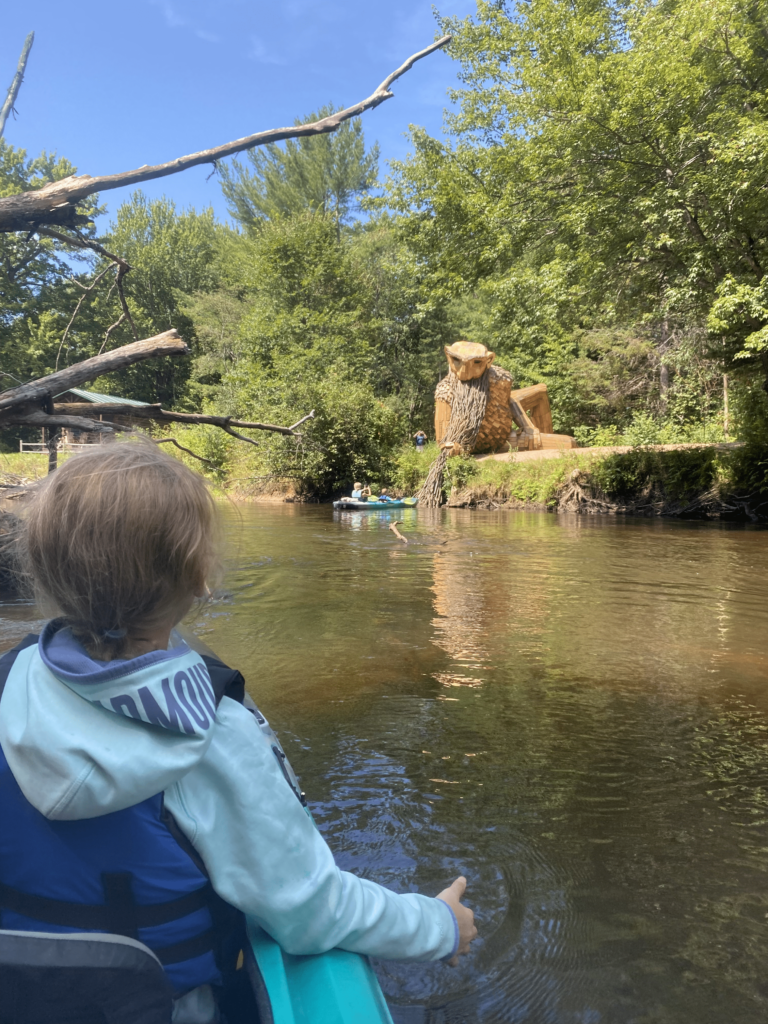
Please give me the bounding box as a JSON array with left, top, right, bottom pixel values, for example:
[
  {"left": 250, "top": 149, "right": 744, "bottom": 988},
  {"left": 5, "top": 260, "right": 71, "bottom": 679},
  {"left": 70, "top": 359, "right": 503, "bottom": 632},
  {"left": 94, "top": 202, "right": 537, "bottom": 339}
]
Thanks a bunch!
[{"left": 0, "top": 928, "right": 172, "bottom": 1024}]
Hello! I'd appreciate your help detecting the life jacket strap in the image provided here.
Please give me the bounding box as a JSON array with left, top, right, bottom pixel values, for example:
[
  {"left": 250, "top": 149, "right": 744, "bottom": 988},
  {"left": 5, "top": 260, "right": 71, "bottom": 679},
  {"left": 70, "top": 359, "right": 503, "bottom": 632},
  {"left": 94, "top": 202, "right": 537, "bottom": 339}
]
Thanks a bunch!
[
  {"left": 148, "top": 929, "right": 217, "bottom": 966},
  {"left": 103, "top": 871, "right": 140, "bottom": 939},
  {"left": 0, "top": 879, "right": 211, "bottom": 933}
]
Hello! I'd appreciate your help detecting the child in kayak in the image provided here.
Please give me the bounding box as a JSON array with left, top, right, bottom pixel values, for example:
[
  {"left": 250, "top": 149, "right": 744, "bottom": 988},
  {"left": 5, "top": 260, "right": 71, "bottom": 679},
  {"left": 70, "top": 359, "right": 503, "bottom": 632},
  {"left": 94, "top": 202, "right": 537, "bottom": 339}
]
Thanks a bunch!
[
  {"left": 351, "top": 481, "right": 371, "bottom": 500},
  {"left": 0, "top": 441, "right": 476, "bottom": 1023}
]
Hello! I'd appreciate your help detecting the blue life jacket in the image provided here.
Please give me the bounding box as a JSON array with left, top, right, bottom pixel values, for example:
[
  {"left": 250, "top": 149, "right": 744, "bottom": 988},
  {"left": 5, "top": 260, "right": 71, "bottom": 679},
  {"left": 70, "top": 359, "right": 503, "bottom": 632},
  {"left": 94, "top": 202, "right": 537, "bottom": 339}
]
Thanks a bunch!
[{"left": 0, "top": 636, "right": 246, "bottom": 996}]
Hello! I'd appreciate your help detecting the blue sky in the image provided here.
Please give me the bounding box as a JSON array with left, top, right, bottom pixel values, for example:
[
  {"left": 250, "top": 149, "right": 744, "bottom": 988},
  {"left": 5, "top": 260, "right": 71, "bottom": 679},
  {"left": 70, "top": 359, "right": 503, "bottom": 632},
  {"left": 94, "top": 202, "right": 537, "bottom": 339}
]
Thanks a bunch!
[{"left": 2, "top": 0, "right": 478, "bottom": 228}]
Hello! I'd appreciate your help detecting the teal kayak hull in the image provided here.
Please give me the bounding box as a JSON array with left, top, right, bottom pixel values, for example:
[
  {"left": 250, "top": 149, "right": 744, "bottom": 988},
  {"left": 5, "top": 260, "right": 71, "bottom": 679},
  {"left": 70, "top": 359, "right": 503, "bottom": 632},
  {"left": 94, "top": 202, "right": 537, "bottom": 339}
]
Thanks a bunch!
[
  {"left": 248, "top": 919, "right": 394, "bottom": 1024},
  {"left": 173, "top": 628, "right": 396, "bottom": 1023},
  {"left": 333, "top": 499, "right": 416, "bottom": 510}
]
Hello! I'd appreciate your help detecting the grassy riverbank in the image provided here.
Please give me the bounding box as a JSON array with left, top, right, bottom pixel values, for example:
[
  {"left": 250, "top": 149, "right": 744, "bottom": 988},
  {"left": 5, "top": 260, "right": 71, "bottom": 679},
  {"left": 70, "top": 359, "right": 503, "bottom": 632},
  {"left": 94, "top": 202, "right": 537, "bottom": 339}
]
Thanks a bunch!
[
  {"left": 4, "top": 442, "right": 768, "bottom": 521},
  {"left": 394, "top": 442, "right": 768, "bottom": 520},
  {"left": 0, "top": 452, "right": 59, "bottom": 482}
]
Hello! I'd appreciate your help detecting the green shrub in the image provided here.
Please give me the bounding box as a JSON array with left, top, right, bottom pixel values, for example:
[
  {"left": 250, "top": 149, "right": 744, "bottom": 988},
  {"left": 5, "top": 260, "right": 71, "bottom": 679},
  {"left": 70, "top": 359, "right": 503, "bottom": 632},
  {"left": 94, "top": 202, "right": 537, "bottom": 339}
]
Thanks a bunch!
[
  {"left": 588, "top": 446, "right": 721, "bottom": 501},
  {"left": 572, "top": 424, "right": 622, "bottom": 447},
  {"left": 393, "top": 441, "right": 438, "bottom": 493},
  {"left": 444, "top": 453, "right": 480, "bottom": 490}
]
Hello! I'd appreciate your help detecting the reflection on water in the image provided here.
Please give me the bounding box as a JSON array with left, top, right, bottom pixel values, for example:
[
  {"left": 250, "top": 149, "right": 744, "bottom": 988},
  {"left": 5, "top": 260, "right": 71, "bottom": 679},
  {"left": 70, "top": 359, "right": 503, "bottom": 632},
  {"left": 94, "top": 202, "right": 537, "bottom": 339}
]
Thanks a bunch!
[{"left": 3, "top": 507, "right": 768, "bottom": 1022}]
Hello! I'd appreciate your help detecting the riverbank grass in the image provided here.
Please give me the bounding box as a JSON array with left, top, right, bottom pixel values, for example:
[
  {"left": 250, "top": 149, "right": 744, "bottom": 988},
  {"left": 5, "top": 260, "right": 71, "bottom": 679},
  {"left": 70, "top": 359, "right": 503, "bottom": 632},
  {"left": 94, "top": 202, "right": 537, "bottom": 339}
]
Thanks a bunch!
[
  {"left": 0, "top": 452, "right": 59, "bottom": 481},
  {"left": 394, "top": 442, "right": 766, "bottom": 517},
  {"left": 395, "top": 445, "right": 595, "bottom": 506}
]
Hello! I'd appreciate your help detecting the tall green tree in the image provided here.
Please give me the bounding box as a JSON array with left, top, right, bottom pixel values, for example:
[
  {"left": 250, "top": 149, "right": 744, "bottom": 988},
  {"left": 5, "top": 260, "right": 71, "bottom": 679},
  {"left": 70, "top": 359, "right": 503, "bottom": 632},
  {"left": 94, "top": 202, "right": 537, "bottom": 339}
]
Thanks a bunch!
[
  {"left": 0, "top": 141, "right": 100, "bottom": 387},
  {"left": 385, "top": 0, "right": 768, "bottom": 432},
  {"left": 74, "top": 192, "right": 232, "bottom": 406},
  {"left": 180, "top": 212, "right": 457, "bottom": 491},
  {"left": 219, "top": 105, "right": 379, "bottom": 230}
]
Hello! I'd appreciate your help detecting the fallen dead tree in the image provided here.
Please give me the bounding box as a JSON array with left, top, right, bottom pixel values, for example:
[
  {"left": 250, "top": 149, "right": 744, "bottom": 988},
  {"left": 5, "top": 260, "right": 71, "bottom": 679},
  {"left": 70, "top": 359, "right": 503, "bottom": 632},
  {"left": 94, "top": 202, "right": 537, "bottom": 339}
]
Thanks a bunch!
[
  {"left": 0, "top": 33, "right": 452, "bottom": 408},
  {"left": 0, "top": 331, "right": 315, "bottom": 466},
  {"left": 0, "top": 36, "right": 450, "bottom": 236}
]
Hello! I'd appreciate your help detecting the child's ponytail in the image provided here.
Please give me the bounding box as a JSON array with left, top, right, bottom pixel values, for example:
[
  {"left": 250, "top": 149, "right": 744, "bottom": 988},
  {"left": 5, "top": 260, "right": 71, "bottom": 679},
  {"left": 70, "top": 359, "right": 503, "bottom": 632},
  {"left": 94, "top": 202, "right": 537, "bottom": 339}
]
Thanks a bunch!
[{"left": 22, "top": 438, "right": 219, "bottom": 660}]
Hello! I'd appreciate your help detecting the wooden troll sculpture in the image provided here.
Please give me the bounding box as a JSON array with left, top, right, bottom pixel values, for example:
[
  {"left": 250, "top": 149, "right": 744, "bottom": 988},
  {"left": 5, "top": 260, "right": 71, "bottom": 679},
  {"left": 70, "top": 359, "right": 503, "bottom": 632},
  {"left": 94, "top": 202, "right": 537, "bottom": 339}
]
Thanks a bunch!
[{"left": 418, "top": 341, "right": 575, "bottom": 506}]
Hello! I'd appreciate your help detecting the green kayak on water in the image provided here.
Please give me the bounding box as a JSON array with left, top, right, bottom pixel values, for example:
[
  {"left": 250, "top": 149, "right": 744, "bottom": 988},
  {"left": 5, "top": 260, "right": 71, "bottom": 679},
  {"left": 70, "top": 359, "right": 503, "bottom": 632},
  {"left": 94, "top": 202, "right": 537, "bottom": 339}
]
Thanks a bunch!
[{"left": 333, "top": 496, "right": 417, "bottom": 510}]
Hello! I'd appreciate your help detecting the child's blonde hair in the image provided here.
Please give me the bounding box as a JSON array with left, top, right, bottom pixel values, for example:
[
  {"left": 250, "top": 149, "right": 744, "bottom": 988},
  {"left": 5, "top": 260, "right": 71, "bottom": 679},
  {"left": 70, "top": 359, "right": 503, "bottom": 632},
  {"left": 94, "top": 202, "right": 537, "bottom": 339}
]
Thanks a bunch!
[{"left": 23, "top": 439, "right": 219, "bottom": 659}]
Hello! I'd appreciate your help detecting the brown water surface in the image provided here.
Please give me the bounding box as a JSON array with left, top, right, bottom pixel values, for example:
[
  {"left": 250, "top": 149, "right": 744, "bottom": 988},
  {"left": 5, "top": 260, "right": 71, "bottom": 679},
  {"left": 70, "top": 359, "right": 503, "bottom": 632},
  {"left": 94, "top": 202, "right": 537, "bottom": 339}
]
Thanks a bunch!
[{"left": 3, "top": 505, "right": 768, "bottom": 1023}]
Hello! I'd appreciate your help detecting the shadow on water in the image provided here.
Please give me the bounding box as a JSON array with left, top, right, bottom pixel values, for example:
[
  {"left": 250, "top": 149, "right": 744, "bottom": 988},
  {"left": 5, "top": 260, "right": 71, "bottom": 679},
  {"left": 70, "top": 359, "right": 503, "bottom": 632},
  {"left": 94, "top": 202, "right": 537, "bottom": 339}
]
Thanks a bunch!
[{"left": 3, "top": 506, "right": 768, "bottom": 1022}]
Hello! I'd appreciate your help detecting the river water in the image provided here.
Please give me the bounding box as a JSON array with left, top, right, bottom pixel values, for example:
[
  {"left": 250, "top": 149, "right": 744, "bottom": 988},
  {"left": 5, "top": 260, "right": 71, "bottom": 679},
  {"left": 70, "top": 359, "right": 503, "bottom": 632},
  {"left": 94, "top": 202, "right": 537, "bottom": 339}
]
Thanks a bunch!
[{"left": 3, "top": 504, "right": 768, "bottom": 1023}]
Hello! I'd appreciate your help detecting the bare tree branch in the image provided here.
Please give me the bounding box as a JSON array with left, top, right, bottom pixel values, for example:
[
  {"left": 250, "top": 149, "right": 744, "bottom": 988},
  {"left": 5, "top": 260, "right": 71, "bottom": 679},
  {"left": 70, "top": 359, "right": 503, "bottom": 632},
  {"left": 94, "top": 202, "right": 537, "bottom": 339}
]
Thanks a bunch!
[
  {"left": 222, "top": 425, "right": 262, "bottom": 447},
  {"left": 389, "top": 521, "right": 408, "bottom": 544},
  {"left": 6, "top": 412, "right": 117, "bottom": 433},
  {"left": 47, "top": 403, "right": 308, "bottom": 436},
  {"left": 36, "top": 226, "right": 131, "bottom": 269},
  {"left": 99, "top": 309, "right": 128, "bottom": 354},
  {"left": 55, "top": 264, "right": 114, "bottom": 370},
  {"left": 115, "top": 263, "right": 139, "bottom": 341},
  {"left": 0, "top": 334, "right": 314, "bottom": 468},
  {"left": 288, "top": 410, "right": 316, "bottom": 431},
  {"left": 155, "top": 437, "right": 216, "bottom": 466},
  {"left": 0, "top": 36, "right": 452, "bottom": 233},
  {"left": 0, "top": 331, "right": 188, "bottom": 413},
  {"left": 38, "top": 226, "right": 141, "bottom": 353},
  {"left": 0, "top": 32, "right": 34, "bottom": 139}
]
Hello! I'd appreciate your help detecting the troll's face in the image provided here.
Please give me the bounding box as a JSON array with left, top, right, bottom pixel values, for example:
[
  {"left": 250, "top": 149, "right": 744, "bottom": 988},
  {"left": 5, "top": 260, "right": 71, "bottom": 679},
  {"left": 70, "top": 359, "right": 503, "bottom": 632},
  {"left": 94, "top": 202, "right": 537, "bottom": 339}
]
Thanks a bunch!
[{"left": 444, "top": 341, "right": 496, "bottom": 382}]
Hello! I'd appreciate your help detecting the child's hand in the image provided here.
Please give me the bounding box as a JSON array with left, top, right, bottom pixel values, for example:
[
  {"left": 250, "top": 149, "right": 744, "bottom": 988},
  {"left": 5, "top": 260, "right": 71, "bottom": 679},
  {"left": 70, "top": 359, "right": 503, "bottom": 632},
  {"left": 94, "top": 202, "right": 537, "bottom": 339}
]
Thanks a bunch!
[{"left": 436, "top": 875, "right": 478, "bottom": 966}]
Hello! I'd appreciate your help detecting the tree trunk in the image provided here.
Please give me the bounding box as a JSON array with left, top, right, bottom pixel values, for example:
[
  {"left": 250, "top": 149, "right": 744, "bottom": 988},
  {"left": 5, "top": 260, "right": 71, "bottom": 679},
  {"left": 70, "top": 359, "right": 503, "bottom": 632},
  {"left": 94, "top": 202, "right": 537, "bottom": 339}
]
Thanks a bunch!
[
  {"left": 0, "top": 32, "right": 34, "bottom": 139},
  {"left": 659, "top": 363, "right": 670, "bottom": 412},
  {"left": 44, "top": 396, "right": 57, "bottom": 473},
  {"left": 0, "top": 331, "right": 188, "bottom": 414}
]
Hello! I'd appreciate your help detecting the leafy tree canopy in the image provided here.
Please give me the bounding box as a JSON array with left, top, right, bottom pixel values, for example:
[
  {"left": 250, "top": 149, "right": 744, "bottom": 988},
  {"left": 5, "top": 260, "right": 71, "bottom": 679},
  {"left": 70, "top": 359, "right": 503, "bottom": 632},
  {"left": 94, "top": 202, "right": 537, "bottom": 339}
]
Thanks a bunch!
[
  {"left": 384, "top": 0, "right": 768, "bottom": 430},
  {"left": 218, "top": 105, "right": 379, "bottom": 230},
  {"left": 0, "top": 141, "right": 100, "bottom": 386}
]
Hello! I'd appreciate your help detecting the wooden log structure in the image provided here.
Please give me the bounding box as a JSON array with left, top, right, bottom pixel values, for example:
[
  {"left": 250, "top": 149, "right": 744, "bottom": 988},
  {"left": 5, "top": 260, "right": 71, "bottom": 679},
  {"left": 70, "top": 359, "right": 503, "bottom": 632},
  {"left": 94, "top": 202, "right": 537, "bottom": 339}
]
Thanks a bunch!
[{"left": 432, "top": 343, "right": 576, "bottom": 457}]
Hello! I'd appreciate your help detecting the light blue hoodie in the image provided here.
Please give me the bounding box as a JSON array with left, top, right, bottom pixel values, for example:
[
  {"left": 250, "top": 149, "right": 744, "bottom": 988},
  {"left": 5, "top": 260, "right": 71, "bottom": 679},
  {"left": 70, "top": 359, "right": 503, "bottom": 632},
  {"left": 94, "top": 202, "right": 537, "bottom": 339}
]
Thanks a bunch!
[{"left": 0, "top": 625, "right": 458, "bottom": 971}]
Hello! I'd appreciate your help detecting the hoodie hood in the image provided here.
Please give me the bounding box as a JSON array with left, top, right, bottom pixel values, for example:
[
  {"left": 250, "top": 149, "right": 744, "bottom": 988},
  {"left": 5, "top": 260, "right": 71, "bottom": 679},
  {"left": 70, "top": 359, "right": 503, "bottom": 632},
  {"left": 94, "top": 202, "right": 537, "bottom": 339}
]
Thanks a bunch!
[{"left": 0, "top": 622, "right": 218, "bottom": 821}]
